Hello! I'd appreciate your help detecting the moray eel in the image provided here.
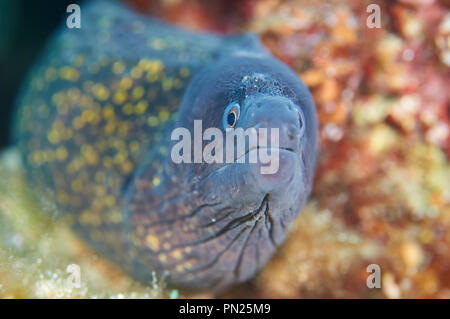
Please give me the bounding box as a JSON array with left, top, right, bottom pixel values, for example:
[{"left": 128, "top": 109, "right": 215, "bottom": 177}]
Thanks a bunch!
[{"left": 13, "top": 1, "right": 318, "bottom": 291}]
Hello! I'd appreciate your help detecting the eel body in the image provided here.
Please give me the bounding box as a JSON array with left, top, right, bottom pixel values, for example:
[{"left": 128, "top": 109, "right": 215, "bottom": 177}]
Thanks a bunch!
[{"left": 14, "top": 1, "right": 318, "bottom": 291}]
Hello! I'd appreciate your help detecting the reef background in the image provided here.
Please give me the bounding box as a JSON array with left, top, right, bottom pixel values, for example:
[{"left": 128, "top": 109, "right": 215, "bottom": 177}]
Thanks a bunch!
[{"left": 0, "top": 0, "right": 449, "bottom": 298}]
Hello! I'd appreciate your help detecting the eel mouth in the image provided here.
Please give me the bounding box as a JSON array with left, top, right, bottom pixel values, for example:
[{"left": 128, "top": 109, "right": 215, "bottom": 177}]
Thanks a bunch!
[
  {"left": 234, "top": 146, "right": 296, "bottom": 163},
  {"left": 199, "top": 146, "right": 297, "bottom": 181}
]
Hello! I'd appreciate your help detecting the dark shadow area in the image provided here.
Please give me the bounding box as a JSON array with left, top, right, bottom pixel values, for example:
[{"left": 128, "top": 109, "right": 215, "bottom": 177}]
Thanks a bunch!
[{"left": 0, "top": 0, "right": 78, "bottom": 149}]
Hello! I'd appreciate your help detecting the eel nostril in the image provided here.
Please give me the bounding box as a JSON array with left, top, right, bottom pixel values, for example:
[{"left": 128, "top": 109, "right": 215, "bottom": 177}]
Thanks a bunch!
[{"left": 285, "top": 123, "right": 300, "bottom": 140}]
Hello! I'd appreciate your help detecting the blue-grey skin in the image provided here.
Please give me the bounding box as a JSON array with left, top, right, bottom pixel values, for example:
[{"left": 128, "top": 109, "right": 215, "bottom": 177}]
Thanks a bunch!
[{"left": 14, "top": 1, "right": 318, "bottom": 291}]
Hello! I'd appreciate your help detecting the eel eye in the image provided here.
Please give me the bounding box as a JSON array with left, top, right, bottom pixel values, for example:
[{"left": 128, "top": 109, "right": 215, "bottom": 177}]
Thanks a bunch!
[
  {"left": 296, "top": 106, "right": 306, "bottom": 136},
  {"left": 223, "top": 102, "right": 240, "bottom": 129}
]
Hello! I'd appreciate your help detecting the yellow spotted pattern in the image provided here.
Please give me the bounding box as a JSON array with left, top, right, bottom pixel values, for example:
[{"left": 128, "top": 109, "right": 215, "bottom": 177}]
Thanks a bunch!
[{"left": 14, "top": 0, "right": 223, "bottom": 276}]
